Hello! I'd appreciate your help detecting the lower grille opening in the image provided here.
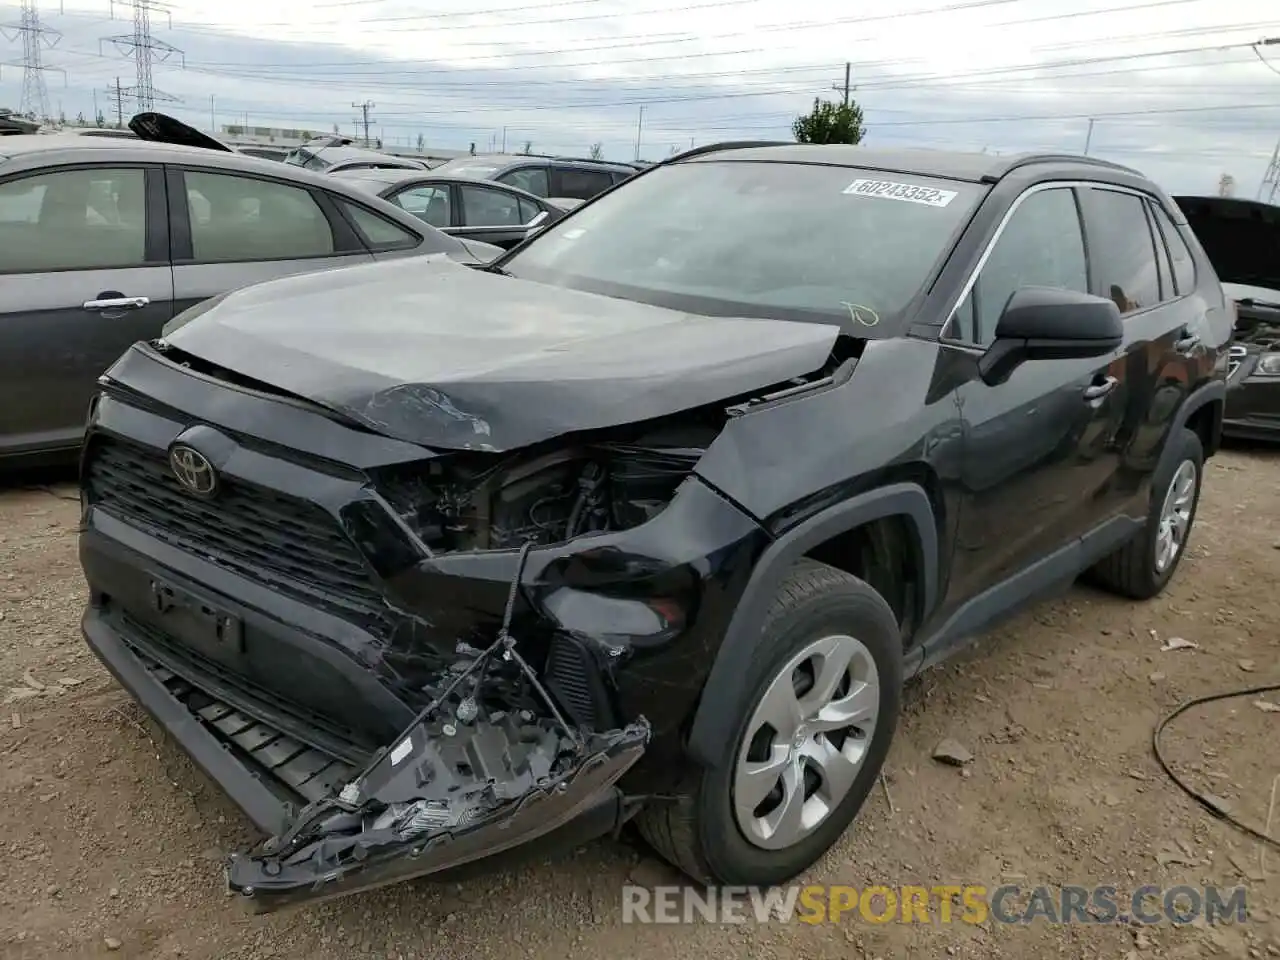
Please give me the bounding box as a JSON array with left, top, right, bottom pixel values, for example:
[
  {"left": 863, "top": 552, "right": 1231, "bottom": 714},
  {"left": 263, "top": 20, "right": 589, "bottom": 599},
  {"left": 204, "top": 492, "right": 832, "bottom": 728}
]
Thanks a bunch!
[{"left": 134, "top": 649, "right": 360, "bottom": 807}]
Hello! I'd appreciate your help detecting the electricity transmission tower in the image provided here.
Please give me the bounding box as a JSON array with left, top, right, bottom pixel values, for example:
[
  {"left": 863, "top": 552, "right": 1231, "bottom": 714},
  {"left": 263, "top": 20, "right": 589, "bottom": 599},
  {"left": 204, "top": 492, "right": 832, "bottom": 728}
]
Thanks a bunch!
[
  {"left": 1, "top": 1, "right": 63, "bottom": 121},
  {"left": 1261, "top": 138, "right": 1280, "bottom": 205},
  {"left": 100, "top": 0, "right": 183, "bottom": 112}
]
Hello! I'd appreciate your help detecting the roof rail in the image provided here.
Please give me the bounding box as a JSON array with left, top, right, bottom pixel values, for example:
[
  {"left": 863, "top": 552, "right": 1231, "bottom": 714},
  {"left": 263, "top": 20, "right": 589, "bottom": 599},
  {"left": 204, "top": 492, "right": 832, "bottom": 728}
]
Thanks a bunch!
[
  {"left": 659, "top": 140, "right": 795, "bottom": 165},
  {"left": 549, "top": 155, "right": 639, "bottom": 167},
  {"left": 1003, "top": 153, "right": 1142, "bottom": 177}
]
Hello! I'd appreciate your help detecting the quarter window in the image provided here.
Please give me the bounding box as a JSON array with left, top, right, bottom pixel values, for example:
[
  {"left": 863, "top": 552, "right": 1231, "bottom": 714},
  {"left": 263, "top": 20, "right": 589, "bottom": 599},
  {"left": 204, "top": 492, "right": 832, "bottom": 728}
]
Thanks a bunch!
[
  {"left": 497, "top": 167, "right": 549, "bottom": 197},
  {"left": 184, "top": 171, "right": 335, "bottom": 262},
  {"left": 460, "top": 184, "right": 523, "bottom": 226},
  {"left": 1077, "top": 188, "right": 1161, "bottom": 315},
  {"left": 517, "top": 197, "right": 542, "bottom": 225},
  {"left": 951, "top": 187, "right": 1088, "bottom": 346},
  {"left": 338, "top": 200, "right": 420, "bottom": 251},
  {"left": 0, "top": 167, "right": 147, "bottom": 272},
  {"left": 1150, "top": 204, "right": 1195, "bottom": 295}
]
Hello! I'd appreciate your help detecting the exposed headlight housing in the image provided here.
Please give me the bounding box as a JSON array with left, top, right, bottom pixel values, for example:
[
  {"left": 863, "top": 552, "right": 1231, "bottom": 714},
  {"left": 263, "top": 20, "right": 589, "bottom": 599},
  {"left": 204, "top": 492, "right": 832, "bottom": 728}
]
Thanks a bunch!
[{"left": 1257, "top": 352, "right": 1280, "bottom": 376}]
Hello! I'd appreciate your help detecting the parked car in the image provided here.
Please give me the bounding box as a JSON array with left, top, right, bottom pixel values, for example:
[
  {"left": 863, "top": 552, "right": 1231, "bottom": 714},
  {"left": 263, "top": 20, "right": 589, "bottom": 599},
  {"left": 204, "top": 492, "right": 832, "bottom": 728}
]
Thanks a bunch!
[
  {"left": 0, "top": 112, "right": 500, "bottom": 465},
  {"left": 78, "top": 142, "right": 1229, "bottom": 912},
  {"left": 1176, "top": 194, "right": 1280, "bottom": 441},
  {"left": 335, "top": 168, "right": 567, "bottom": 249},
  {"left": 428, "top": 153, "right": 638, "bottom": 200},
  {"left": 283, "top": 137, "right": 427, "bottom": 175}
]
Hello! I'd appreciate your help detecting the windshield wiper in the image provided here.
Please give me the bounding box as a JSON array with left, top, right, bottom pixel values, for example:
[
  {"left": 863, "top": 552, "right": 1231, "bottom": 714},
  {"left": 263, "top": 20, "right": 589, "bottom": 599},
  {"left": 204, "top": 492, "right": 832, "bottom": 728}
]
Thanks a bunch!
[{"left": 1236, "top": 297, "right": 1280, "bottom": 311}]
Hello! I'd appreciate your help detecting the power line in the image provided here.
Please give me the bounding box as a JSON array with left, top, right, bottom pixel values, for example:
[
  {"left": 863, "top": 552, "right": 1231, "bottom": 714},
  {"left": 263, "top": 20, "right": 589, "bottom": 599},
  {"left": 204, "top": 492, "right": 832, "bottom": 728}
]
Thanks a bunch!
[
  {"left": 100, "top": 0, "right": 183, "bottom": 111},
  {"left": 1, "top": 0, "right": 63, "bottom": 121}
]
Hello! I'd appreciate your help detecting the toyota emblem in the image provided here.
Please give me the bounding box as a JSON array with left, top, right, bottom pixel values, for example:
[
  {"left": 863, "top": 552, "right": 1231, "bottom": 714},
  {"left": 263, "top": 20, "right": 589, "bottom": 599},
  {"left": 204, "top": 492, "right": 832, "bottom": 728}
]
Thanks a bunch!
[{"left": 169, "top": 444, "right": 218, "bottom": 497}]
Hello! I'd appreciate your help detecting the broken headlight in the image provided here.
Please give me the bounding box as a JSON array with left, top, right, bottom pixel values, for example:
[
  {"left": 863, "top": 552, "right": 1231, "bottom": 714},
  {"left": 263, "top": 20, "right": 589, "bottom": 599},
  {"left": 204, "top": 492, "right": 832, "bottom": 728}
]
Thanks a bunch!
[{"left": 1256, "top": 352, "right": 1280, "bottom": 376}]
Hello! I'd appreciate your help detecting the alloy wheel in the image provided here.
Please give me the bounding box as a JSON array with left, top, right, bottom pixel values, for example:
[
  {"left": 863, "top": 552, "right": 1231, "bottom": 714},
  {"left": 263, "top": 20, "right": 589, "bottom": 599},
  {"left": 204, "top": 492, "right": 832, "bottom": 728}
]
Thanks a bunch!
[
  {"left": 733, "top": 633, "right": 880, "bottom": 851},
  {"left": 1154, "top": 459, "right": 1197, "bottom": 574}
]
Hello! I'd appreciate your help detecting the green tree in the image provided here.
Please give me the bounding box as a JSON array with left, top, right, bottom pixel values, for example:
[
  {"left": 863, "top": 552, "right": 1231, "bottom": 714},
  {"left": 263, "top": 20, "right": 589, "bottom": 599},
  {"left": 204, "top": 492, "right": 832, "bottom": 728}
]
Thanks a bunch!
[
  {"left": 522, "top": 140, "right": 533, "bottom": 154},
  {"left": 416, "top": 133, "right": 425, "bottom": 151},
  {"left": 792, "top": 97, "right": 865, "bottom": 145},
  {"left": 588, "top": 141, "right": 603, "bottom": 160}
]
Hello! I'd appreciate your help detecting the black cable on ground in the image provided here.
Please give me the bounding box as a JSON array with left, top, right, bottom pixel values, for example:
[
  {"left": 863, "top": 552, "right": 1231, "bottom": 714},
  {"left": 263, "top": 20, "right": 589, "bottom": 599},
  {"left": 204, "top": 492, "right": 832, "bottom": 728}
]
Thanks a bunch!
[{"left": 1153, "top": 681, "right": 1280, "bottom": 850}]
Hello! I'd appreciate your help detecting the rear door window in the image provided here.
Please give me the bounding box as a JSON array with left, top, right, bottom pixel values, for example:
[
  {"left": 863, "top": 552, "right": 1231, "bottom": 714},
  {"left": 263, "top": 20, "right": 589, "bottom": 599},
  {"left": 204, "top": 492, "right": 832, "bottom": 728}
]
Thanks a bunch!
[
  {"left": 1077, "top": 187, "right": 1161, "bottom": 315},
  {"left": 551, "top": 167, "right": 613, "bottom": 200},
  {"left": 1150, "top": 204, "right": 1196, "bottom": 296},
  {"left": 183, "top": 171, "right": 336, "bottom": 262}
]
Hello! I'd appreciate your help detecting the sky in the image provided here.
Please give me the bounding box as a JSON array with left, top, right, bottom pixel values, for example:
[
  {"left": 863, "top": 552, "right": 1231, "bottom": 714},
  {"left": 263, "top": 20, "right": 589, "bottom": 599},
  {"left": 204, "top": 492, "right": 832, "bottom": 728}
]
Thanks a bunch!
[{"left": 1, "top": 0, "right": 1278, "bottom": 195}]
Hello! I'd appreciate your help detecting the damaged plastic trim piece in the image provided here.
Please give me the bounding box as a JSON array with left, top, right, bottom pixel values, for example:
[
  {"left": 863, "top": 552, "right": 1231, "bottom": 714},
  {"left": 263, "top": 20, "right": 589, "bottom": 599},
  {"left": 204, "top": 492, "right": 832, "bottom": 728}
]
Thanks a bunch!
[{"left": 225, "top": 543, "right": 651, "bottom": 912}]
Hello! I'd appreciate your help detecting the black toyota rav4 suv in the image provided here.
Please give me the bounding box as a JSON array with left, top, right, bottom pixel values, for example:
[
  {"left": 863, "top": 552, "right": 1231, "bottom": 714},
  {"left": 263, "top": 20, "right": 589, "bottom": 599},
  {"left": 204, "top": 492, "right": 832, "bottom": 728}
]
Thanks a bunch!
[{"left": 78, "top": 143, "right": 1230, "bottom": 911}]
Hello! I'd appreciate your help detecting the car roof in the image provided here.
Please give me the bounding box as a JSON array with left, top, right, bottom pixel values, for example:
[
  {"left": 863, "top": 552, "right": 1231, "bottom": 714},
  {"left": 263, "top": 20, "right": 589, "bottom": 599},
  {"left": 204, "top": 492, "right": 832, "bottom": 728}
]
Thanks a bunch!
[
  {"left": 681, "top": 143, "right": 1142, "bottom": 184},
  {"left": 0, "top": 135, "right": 417, "bottom": 194},
  {"left": 437, "top": 154, "right": 633, "bottom": 173},
  {"left": 339, "top": 169, "right": 552, "bottom": 202}
]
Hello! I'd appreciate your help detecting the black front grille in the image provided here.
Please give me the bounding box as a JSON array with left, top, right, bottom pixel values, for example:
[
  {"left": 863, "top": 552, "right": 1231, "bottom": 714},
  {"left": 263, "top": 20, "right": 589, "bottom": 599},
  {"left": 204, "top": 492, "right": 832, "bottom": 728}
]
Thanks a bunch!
[{"left": 86, "top": 435, "right": 388, "bottom": 631}]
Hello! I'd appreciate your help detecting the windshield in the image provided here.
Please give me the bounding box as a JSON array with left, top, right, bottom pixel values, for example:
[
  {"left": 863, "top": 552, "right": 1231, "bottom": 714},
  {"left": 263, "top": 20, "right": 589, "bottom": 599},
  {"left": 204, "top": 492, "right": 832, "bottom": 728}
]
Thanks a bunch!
[
  {"left": 284, "top": 148, "right": 332, "bottom": 171},
  {"left": 432, "top": 159, "right": 502, "bottom": 179},
  {"left": 501, "top": 160, "right": 985, "bottom": 330}
]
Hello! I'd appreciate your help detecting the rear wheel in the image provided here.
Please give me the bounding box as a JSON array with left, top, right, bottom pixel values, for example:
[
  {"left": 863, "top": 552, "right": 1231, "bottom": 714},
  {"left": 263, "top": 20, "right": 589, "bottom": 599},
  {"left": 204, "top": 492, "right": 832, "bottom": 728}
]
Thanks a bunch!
[
  {"left": 1089, "top": 427, "right": 1203, "bottom": 599},
  {"left": 638, "top": 559, "right": 902, "bottom": 884}
]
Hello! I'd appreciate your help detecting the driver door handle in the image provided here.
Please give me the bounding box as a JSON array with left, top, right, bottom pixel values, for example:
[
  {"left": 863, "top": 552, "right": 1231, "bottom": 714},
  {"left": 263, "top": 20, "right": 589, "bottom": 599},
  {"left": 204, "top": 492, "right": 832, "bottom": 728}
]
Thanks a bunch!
[
  {"left": 83, "top": 296, "right": 150, "bottom": 311},
  {"left": 1083, "top": 376, "right": 1119, "bottom": 402}
]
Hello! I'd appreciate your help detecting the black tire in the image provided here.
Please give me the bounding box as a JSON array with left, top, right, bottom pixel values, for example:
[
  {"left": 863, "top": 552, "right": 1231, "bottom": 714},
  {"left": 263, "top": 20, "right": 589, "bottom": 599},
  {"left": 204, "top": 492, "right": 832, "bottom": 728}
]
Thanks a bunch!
[
  {"left": 1088, "top": 427, "right": 1204, "bottom": 600},
  {"left": 637, "top": 558, "right": 903, "bottom": 885}
]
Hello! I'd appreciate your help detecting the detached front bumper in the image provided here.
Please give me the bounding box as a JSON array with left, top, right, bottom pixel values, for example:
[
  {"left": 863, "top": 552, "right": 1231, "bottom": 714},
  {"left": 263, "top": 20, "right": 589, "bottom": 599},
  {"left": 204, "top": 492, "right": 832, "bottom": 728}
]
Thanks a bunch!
[{"left": 82, "top": 603, "right": 651, "bottom": 913}]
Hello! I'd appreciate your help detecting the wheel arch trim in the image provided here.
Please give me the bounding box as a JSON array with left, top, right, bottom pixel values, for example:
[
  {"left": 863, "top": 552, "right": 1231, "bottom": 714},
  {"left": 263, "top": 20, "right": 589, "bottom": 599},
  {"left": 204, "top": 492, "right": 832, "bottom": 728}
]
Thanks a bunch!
[
  {"left": 1156, "top": 379, "right": 1225, "bottom": 481},
  {"left": 685, "top": 482, "right": 938, "bottom": 768}
]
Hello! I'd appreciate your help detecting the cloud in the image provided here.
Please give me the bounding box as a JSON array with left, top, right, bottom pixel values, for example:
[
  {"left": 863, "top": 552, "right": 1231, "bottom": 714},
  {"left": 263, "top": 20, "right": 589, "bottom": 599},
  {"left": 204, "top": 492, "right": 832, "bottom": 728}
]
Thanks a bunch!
[{"left": 2, "top": 0, "right": 1278, "bottom": 193}]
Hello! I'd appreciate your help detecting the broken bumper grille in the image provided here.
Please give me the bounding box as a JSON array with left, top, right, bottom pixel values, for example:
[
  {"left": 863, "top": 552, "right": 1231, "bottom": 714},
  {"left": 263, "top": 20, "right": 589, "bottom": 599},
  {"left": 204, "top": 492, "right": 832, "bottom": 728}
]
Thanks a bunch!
[
  {"left": 139, "top": 651, "right": 358, "bottom": 807},
  {"left": 83, "top": 436, "right": 389, "bottom": 630}
]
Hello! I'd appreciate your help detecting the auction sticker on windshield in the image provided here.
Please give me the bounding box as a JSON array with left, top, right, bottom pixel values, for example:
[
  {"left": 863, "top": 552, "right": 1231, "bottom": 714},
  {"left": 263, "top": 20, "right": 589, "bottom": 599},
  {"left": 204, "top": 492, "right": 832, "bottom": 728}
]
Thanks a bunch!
[{"left": 843, "top": 179, "right": 957, "bottom": 207}]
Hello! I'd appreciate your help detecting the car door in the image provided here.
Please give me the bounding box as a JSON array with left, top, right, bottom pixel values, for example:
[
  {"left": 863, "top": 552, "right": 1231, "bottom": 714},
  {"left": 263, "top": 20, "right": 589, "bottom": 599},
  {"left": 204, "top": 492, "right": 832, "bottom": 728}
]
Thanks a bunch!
[
  {"left": 1076, "top": 186, "right": 1205, "bottom": 514},
  {"left": 0, "top": 162, "right": 174, "bottom": 457},
  {"left": 168, "top": 166, "right": 375, "bottom": 316},
  {"left": 942, "top": 184, "right": 1129, "bottom": 608},
  {"left": 455, "top": 182, "right": 540, "bottom": 249}
]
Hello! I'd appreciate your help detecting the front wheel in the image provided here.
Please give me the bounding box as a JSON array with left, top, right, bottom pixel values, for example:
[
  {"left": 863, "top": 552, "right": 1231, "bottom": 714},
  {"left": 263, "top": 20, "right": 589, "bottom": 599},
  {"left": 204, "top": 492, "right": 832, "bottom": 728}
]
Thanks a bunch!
[{"left": 638, "top": 559, "right": 902, "bottom": 885}]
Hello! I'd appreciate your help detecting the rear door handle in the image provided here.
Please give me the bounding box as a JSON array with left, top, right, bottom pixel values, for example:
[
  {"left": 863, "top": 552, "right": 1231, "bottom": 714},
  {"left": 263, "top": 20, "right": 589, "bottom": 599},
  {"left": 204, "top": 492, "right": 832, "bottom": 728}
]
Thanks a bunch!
[
  {"left": 83, "top": 296, "right": 150, "bottom": 310},
  {"left": 1174, "top": 334, "right": 1201, "bottom": 355},
  {"left": 1083, "top": 376, "right": 1119, "bottom": 402}
]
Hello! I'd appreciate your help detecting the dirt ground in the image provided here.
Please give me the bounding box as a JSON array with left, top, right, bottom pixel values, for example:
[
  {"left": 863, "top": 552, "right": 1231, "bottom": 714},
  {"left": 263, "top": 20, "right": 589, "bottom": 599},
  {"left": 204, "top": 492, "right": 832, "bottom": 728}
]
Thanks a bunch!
[{"left": 1, "top": 448, "right": 1278, "bottom": 960}]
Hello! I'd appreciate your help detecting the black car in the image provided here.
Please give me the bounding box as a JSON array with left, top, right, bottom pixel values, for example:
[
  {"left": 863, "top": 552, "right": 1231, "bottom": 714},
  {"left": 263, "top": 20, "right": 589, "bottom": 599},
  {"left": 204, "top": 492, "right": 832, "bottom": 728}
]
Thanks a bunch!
[
  {"left": 429, "top": 153, "right": 638, "bottom": 200},
  {"left": 77, "top": 143, "right": 1229, "bottom": 912},
  {"left": 0, "top": 113, "right": 499, "bottom": 466},
  {"left": 335, "top": 168, "right": 565, "bottom": 249},
  {"left": 1176, "top": 195, "right": 1280, "bottom": 441}
]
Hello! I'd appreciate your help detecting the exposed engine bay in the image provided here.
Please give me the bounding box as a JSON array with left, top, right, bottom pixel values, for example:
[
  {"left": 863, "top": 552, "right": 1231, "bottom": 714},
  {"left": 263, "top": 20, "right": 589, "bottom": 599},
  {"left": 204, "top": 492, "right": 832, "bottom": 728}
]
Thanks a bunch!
[
  {"left": 374, "top": 425, "right": 719, "bottom": 554},
  {"left": 1234, "top": 304, "right": 1280, "bottom": 351}
]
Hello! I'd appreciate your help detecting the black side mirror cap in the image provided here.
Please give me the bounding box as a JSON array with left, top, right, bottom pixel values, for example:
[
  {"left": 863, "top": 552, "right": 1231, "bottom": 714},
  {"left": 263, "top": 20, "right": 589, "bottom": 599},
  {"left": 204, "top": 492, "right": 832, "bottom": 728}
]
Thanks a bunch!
[{"left": 978, "top": 286, "right": 1123, "bottom": 385}]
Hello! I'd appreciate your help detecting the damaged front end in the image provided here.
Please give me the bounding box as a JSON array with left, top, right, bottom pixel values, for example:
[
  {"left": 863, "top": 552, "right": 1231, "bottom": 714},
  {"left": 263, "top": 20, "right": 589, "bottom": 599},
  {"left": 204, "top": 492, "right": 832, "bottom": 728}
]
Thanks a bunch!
[{"left": 227, "top": 557, "right": 649, "bottom": 912}]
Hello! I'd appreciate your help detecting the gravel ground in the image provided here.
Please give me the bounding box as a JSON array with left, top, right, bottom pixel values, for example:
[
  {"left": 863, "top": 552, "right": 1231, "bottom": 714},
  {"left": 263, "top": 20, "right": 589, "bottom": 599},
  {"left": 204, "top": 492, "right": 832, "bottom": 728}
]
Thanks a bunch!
[{"left": 1, "top": 448, "right": 1278, "bottom": 960}]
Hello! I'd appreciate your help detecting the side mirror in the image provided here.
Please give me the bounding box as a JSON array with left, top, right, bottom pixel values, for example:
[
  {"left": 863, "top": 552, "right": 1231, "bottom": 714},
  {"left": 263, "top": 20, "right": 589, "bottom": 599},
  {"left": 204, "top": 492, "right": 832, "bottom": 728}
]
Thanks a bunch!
[{"left": 978, "top": 286, "right": 1123, "bottom": 385}]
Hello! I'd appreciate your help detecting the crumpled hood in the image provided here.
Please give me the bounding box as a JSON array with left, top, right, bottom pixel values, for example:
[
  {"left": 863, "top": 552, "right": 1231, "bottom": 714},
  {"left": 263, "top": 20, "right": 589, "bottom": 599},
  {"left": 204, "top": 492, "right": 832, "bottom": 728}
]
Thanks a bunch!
[
  {"left": 160, "top": 256, "right": 840, "bottom": 451},
  {"left": 1175, "top": 195, "right": 1280, "bottom": 292}
]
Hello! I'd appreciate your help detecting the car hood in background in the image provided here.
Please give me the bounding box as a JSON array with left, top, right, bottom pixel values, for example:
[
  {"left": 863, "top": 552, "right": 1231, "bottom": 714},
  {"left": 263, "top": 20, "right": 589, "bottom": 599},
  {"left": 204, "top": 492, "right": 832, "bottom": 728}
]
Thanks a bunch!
[
  {"left": 1175, "top": 194, "right": 1280, "bottom": 292},
  {"left": 128, "top": 112, "right": 233, "bottom": 152},
  {"left": 158, "top": 256, "right": 839, "bottom": 452}
]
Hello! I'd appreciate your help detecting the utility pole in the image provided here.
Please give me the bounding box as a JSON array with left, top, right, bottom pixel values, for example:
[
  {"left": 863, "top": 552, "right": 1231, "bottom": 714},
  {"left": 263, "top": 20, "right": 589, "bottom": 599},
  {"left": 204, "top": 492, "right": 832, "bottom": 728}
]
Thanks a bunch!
[
  {"left": 209, "top": 93, "right": 214, "bottom": 132},
  {"left": 1083, "top": 118, "right": 1096, "bottom": 156},
  {"left": 831, "top": 61, "right": 852, "bottom": 106},
  {"left": 2, "top": 1, "right": 63, "bottom": 122},
  {"left": 106, "top": 77, "right": 125, "bottom": 127},
  {"left": 101, "top": 0, "right": 183, "bottom": 112},
  {"left": 501, "top": 125, "right": 507, "bottom": 152},
  {"left": 352, "top": 100, "right": 374, "bottom": 147},
  {"left": 634, "top": 104, "right": 645, "bottom": 161},
  {"left": 1260, "top": 137, "right": 1280, "bottom": 204}
]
